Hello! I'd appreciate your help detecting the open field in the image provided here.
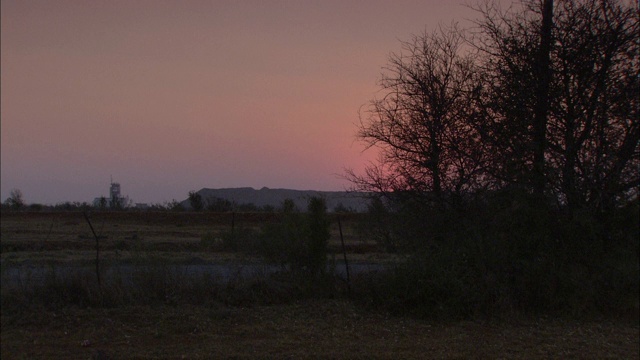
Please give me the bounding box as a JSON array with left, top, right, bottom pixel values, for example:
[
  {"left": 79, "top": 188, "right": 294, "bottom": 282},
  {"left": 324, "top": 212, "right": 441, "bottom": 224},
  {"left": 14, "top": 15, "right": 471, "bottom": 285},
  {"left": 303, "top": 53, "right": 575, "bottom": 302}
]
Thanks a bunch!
[
  {"left": 2, "top": 211, "right": 638, "bottom": 359},
  {"left": 0, "top": 211, "right": 382, "bottom": 263},
  {"left": 2, "top": 301, "right": 638, "bottom": 359}
]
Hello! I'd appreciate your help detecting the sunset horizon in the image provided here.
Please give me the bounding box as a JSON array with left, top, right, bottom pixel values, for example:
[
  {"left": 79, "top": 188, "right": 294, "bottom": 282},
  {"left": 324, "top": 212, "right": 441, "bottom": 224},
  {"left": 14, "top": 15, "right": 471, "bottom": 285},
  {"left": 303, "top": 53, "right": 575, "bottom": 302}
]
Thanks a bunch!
[{"left": 2, "top": 0, "right": 483, "bottom": 205}]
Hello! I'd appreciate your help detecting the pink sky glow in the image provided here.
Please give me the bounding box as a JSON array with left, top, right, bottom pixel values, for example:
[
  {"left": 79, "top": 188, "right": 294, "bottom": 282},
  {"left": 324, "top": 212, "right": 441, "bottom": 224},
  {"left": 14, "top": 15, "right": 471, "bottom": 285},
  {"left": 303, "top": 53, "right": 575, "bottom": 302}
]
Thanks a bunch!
[{"left": 2, "top": 0, "right": 480, "bottom": 205}]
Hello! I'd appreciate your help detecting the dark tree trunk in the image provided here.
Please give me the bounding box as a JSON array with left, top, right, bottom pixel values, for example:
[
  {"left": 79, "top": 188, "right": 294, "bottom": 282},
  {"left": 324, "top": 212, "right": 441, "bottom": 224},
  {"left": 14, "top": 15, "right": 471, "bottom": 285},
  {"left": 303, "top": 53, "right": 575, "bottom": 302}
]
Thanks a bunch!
[{"left": 533, "top": 0, "right": 554, "bottom": 195}]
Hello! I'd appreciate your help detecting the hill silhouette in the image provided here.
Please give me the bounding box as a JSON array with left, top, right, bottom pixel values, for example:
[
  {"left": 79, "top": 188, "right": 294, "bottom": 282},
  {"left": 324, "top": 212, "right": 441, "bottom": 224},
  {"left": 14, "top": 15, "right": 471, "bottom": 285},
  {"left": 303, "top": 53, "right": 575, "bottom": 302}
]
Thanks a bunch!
[{"left": 181, "top": 187, "right": 371, "bottom": 212}]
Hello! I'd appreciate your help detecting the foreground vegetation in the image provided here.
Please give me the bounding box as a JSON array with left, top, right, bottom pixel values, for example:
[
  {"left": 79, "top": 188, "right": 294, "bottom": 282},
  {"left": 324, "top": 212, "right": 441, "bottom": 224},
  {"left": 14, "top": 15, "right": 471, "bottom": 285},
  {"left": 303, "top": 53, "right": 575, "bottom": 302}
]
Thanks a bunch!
[{"left": 2, "top": 207, "right": 638, "bottom": 358}]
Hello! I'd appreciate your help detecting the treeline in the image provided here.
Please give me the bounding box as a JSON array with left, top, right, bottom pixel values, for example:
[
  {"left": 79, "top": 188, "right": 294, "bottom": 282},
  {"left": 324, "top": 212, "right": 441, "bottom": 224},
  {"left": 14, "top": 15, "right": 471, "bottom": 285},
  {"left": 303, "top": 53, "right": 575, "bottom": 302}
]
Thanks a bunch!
[
  {"left": 1, "top": 192, "right": 358, "bottom": 214},
  {"left": 346, "top": 0, "right": 638, "bottom": 317},
  {"left": 187, "top": 191, "right": 358, "bottom": 213}
]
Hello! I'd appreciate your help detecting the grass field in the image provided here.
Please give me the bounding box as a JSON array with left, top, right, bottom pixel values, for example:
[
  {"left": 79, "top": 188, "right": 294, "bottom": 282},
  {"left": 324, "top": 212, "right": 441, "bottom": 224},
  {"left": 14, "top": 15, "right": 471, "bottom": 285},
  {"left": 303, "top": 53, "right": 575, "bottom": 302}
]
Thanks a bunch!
[
  {"left": 2, "top": 301, "right": 638, "bottom": 359},
  {"left": 2, "top": 211, "right": 638, "bottom": 359},
  {"left": 0, "top": 211, "right": 380, "bottom": 262}
]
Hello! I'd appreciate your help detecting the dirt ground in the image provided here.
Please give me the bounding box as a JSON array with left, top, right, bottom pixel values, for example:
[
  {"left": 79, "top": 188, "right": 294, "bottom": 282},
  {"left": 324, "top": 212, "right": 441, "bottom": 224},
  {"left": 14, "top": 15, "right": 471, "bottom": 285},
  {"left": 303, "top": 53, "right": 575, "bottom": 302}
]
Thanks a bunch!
[{"left": 2, "top": 300, "right": 638, "bottom": 359}]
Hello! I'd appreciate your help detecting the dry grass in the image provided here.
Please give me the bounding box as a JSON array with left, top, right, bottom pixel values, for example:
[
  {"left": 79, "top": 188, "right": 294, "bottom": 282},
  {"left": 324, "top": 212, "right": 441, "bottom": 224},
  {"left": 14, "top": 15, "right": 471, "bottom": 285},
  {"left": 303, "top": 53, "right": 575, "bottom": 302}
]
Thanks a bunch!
[
  {"left": 0, "top": 211, "right": 383, "bottom": 264},
  {"left": 1, "top": 212, "right": 242, "bottom": 253},
  {"left": 2, "top": 300, "right": 638, "bottom": 359},
  {"left": 2, "top": 212, "right": 638, "bottom": 359}
]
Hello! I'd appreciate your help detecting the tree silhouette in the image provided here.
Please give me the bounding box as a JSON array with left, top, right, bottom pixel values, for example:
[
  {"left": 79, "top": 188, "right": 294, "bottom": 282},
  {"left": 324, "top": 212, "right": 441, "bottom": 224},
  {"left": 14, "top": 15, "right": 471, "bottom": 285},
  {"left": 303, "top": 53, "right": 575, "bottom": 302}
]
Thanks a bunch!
[
  {"left": 4, "top": 189, "right": 25, "bottom": 210},
  {"left": 188, "top": 190, "right": 204, "bottom": 211},
  {"left": 474, "top": 0, "right": 638, "bottom": 213},
  {"left": 350, "top": 0, "right": 638, "bottom": 216},
  {"left": 347, "top": 24, "right": 486, "bottom": 203}
]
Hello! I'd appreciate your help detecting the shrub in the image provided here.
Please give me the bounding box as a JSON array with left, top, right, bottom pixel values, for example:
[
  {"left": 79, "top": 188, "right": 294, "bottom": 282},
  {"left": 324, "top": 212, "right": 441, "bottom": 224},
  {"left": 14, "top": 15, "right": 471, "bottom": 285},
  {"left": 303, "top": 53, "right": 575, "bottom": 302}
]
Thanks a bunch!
[
  {"left": 358, "top": 197, "right": 398, "bottom": 253},
  {"left": 353, "top": 189, "right": 639, "bottom": 318},
  {"left": 259, "top": 197, "right": 331, "bottom": 280},
  {"left": 306, "top": 197, "right": 330, "bottom": 276}
]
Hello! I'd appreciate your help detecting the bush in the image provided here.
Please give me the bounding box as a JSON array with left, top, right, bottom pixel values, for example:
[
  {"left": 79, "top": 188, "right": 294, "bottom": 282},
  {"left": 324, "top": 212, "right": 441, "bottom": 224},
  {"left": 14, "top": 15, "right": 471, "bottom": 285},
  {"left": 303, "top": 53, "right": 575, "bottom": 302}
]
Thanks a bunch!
[
  {"left": 259, "top": 200, "right": 307, "bottom": 270},
  {"left": 353, "top": 190, "right": 639, "bottom": 318},
  {"left": 259, "top": 197, "right": 331, "bottom": 280},
  {"left": 358, "top": 197, "right": 398, "bottom": 253}
]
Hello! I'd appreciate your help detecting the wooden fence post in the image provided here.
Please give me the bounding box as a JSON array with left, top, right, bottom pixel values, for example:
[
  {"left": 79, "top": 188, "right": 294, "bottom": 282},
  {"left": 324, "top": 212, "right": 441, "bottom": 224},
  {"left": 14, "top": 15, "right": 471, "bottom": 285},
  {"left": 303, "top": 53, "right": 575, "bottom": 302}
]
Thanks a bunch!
[{"left": 83, "top": 212, "right": 101, "bottom": 288}]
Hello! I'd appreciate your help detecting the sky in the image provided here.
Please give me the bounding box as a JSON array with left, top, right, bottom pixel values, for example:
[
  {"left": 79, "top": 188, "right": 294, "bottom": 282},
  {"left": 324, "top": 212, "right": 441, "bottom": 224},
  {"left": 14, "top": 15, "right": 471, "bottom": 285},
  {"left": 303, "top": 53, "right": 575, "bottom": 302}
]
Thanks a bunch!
[{"left": 2, "top": 0, "right": 482, "bottom": 205}]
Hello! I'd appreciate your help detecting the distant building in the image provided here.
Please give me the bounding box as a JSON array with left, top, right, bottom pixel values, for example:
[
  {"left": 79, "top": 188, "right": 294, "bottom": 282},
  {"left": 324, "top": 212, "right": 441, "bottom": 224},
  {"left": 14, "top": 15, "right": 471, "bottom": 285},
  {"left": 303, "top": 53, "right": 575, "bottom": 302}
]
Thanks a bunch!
[
  {"left": 110, "top": 182, "right": 121, "bottom": 201},
  {"left": 93, "top": 179, "right": 130, "bottom": 208}
]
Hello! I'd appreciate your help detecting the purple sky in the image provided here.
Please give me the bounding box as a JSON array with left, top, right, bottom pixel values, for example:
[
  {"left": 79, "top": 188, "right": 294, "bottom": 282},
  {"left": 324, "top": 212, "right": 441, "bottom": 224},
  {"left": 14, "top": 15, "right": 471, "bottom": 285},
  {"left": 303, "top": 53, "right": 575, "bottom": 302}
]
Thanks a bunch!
[{"left": 2, "top": 0, "right": 481, "bottom": 205}]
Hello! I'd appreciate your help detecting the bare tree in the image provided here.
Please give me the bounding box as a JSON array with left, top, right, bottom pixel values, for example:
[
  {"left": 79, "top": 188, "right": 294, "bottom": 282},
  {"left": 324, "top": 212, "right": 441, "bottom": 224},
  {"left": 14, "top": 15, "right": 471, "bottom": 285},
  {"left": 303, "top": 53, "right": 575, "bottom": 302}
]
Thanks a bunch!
[
  {"left": 349, "top": 0, "right": 638, "bottom": 220},
  {"left": 4, "top": 189, "right": 25, "bottom": 210},
  {"left": 470, "top": 0, "right": 555, "bottom": 191},
  {"left": 347, "top": 25, "right": 486, "bottom": 203},
  {"left": 473, "top": 0, "right": 639, "bottom": 212},
  {"left": 532, "top": 0, "right": 554, "bottom": 195},
  {"left": 188, "top": 190, "right": 204, "bottom": 211},
  {"left": 548, "top": 0, "right": 639, "bottom": 213}
]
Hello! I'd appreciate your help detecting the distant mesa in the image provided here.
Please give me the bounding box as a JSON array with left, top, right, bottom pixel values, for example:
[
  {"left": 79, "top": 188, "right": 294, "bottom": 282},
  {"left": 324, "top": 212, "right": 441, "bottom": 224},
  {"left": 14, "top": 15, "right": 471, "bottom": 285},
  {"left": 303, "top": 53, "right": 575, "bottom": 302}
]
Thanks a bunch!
[{"left": 180, "top": 187, "right": 371, "bottom": 212}]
